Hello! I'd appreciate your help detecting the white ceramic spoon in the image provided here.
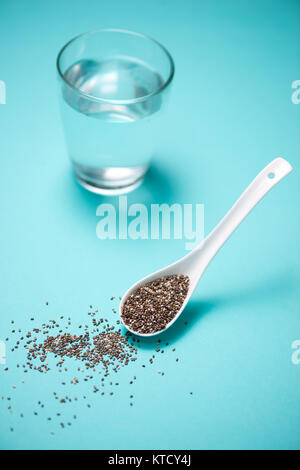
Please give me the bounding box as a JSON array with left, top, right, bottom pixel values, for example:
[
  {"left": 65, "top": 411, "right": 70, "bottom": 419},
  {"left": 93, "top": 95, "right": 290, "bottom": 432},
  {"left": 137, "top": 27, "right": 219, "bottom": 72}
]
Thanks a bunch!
[{"left": 119, "top": 158, "right": 292, "bottom": 336}]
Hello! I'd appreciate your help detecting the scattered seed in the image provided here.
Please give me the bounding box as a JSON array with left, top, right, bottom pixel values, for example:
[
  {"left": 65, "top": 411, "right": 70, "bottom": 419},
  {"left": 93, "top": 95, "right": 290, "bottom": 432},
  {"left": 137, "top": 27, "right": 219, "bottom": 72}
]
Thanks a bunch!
[{"left": 4, "top": 295, "right": 191, "bottom": 436}]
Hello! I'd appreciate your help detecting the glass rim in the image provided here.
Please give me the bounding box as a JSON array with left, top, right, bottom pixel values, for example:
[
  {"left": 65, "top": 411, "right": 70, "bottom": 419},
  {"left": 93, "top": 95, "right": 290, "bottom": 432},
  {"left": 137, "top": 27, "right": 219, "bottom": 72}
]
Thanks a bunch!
[{"left": 56, "top": 28, "right": 175, "bottom": 105}]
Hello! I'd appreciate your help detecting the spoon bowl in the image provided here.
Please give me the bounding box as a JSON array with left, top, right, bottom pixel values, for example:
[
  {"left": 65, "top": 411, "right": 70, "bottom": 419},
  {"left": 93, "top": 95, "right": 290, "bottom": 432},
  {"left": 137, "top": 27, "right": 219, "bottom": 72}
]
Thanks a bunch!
[{"left": 119, "top": 158, "right": 293, "bottom": 336}]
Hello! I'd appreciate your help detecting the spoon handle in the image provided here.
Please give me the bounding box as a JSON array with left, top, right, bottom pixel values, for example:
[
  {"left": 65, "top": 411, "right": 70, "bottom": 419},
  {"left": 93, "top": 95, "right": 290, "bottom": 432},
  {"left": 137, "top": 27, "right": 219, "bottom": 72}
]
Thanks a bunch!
[{"left": 197, "top": 158, "right": 292, "bottom": 267}]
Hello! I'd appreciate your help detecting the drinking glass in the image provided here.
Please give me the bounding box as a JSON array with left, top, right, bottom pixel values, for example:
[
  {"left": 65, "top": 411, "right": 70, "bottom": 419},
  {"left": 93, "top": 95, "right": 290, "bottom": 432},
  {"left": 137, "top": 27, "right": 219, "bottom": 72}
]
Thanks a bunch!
[{"left": 57, "top": 29, "right": 174, "bottom": 194}]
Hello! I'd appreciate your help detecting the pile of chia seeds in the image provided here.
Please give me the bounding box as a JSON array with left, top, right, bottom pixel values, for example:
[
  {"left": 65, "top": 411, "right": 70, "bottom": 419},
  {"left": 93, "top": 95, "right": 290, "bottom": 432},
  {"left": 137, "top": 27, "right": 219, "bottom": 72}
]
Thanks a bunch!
[
  {"left": 24, "top": 320, "right": 137, "bottom": 375},
  {"left": 121, "top": 275, "right": 190, "bottom": 334}
]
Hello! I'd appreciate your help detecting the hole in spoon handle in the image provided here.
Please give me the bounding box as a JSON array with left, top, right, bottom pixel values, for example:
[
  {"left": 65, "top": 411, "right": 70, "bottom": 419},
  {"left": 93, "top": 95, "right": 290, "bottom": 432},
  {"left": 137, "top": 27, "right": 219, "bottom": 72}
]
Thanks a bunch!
[{"left": 263, "top": 157, "right": 293, "bottom": 184}]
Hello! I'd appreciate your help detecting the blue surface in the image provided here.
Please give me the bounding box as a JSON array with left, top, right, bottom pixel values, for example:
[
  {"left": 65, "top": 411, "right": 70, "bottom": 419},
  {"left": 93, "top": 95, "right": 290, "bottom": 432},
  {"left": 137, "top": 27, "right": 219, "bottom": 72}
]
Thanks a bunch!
[{"left": 0, "top": 0, "right": 300, "bottom": 450}]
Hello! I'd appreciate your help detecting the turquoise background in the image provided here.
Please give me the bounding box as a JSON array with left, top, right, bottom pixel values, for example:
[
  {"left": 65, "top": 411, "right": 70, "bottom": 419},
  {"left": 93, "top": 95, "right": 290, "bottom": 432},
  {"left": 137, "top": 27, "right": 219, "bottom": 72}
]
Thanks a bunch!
[{"left": 0, "top": 0, "right": 300, "bottom": 450}]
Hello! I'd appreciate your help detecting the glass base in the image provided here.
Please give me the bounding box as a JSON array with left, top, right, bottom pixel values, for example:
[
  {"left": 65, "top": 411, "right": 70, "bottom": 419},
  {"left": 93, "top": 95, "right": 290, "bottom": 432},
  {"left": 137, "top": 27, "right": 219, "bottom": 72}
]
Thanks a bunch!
[{"left": 73, "top": 163, "right": 148, "bottom": 195}]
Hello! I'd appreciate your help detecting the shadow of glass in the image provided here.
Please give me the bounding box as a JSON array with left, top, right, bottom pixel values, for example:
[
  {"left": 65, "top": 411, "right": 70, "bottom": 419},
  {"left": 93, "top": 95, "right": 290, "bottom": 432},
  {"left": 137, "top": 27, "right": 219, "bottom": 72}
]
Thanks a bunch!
[
  {"left": 59, "top": 161, "right": 180, "bottom": 234},
  {"left": 67, "top": 160, "right": 177, "bottom": 206},
  {"left": 128, "top": 161, "right": 178, "bottom": 205}
]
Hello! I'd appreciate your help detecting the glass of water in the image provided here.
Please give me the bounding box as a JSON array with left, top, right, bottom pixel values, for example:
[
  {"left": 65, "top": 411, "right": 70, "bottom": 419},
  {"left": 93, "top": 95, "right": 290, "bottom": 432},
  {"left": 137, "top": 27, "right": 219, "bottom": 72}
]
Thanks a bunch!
[{"left": 57, "top": 29, "right": 174, "bottom": 195}]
